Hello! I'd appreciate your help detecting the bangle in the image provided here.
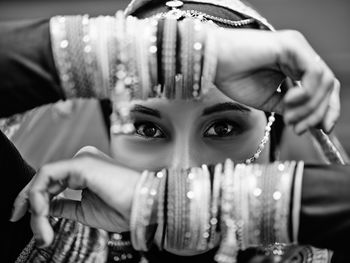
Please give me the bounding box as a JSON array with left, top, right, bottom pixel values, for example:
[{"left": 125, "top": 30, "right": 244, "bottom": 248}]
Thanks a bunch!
[
  {"left": 147, "top": 18, "right": 159, "bottom": 99},
  {"left": 292, "top": 161, "right": 304, "bottom": 243},
  {"left": 201, "top": 23, "right": 217, "bottom": 97},
  {"left": 50, "top": 16, "right": 78, "bottom": 98},
  {"left": 208, "top": 163, "right": 222, "bottom": 249},
  {"left": 180, "top": 19, "right": 194, "bottom": 99},
  {"left": 215, "top": 159, "right": 238, "bottom": 263},
  {"left": 130, "top": 171, "right": 161, "bottom": 251},
  {"left": 192, "top": 20, "right": 205, "bottom": 99},
  {"left": 110, "top": 13, "right": 135, "bottom": 135},
  {"left": 162, "top": 18, "right": 178, "bottom": 99}
]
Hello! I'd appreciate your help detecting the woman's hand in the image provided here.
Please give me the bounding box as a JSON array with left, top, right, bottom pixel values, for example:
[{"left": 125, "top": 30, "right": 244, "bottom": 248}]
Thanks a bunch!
[
  {"left": 10, "top": 146, "right": 140, "bottom": 247},
  {"left": 214, "top": 29, "right": 340, "bottom": 134}
]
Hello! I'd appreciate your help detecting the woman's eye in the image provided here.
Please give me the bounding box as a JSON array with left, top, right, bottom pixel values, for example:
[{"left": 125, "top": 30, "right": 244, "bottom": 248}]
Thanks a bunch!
[
  {"left": 204, "top": 121, "right": 239, "bottom": 137},
  {"left": 134, "top": 122, "right": 164, "bottom": 138}
]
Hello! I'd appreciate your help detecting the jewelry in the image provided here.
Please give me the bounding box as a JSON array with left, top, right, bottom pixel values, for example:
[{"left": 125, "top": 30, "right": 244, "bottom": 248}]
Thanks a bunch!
[
  {"left": 292, "top": 161, "right": 304, "bottom": 243},
  {"left": 50, "top": 16, "right": 77, "bottom": 98},
  {"left": 201, "top": 23, "right": 218, "bottom": 97},
  {"left": 110, "top": 12, "right": 136, "bottom": 135},
  {"left": 192, "top": 20, "right": 204, "bottom": 99},
  {"left": 180, "top": 19, "right": 194, "bottom": 99},
  {"left": 153, "top": 2, "right": 255, "bottom": 28},
  {"left": 148, "top": 19, "right": 159, "bottom": 98},
  {"left": 215, "top": 159, "right": 238, "bottom": 263},
  {"left": 130, "top": 171, "right": 161, "bottom": 251},
  {"left": 198, "top": 164, "right": 211, "bottom": 250},
  {"left": 208, "top": 163, "right": 222, "bottom": 248},
  {"left": 162, "top": 18, "right": 177, "bottom": 99},
  {"left": 245, "top": 112, "right": 276, "bottom": 164}
]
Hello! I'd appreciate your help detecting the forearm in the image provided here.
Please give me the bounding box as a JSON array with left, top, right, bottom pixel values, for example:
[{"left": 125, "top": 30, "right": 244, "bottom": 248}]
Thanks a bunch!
[
  {"left": 0, "top": 19, "right": 63, "bottom": 117},
  {"left": 130, "top": 161, "right": 350, "bottom": 253},
  {"left": 300, "top": 164, "right": 350, "bottom": 250}
]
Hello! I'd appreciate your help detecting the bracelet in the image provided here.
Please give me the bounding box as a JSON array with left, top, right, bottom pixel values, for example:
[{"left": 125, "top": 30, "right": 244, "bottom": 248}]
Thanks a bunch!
[
  {"left": 50, "top": 16, "right": 78, "bottom": 98},
  {"left": 147, "top": 19, "right": 160, "bottom": 98},
  {"left": 207, "top": 163, "right": 222, "bottom": 249},
  {"left": 215, "top": 159, "right": 238, "bottom": 263},
  {"left": 162, "top": 18, "right": 178, "bottom": 99},
  {"left": 130, "top": 170, "right": 162, "bottom": 251}
]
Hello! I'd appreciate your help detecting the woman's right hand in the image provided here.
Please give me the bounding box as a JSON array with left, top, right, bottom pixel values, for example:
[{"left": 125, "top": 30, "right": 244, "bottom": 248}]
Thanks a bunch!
[
  {"left": 213, "top": 28, "right": 340, "bottom": 135},
  {"left": 10, "top": 147, "right": 140, "bottom": 247}
]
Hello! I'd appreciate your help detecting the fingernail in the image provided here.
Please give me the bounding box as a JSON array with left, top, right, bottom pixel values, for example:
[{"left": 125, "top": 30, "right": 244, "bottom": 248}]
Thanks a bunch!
[
  {"left": 35, "top": 238, "right": 45, "bottom": 248},
  {"left": 294, "top": 125, "right": 306, "bottom": 136},
  {"left": 9, "top": 207, "right": 16, "bottom": 222},
  {"left": 324, "top": 121, "right": 336, "bottom": 134}
]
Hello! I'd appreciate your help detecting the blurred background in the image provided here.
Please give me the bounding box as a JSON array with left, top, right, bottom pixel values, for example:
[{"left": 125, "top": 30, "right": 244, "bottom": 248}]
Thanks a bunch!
[{"left": 0, "top": 0, "right": 349, "bottom": 165}]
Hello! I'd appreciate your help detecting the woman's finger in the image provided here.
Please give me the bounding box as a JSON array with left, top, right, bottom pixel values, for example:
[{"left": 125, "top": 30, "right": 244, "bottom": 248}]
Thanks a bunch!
[
  {"left": 10, "top": 181, "right": 33, "bottom": 222},
  {"left": 29, "top": 185, "right": 53, "bottom": 247},
  {"left": 277, "top": 31, "right": 334, "bottom": 107},
  {"left": 284, "top": 74, "right": 334, "bottom": 125},
  {"left": 322, "top": 79, "right": 341, "bottom": 133},
  {"left": 293, "top": 90, "right": 331, "bottom": 135},
  {"left": 50, "top": 197, "right": 86, "bottom": 223},
  {"left": 27, "top": 160, "right": 89, "bottom": 246}
]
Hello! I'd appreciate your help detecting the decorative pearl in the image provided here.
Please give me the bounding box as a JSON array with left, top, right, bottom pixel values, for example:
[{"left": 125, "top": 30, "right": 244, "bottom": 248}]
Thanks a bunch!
[
  {"left": 278, "top": 163, "right": 285, "bottom": 171},
  {"left": 60, "top": 40, "right": 69, "bottom": 49},
  {"left": 156, "top": 171, "right": 164, "bottom": 178},
  {"left": 149, "top": 45, "right": 157, "bottom": 54},
  {"left": 273, "top": 191, "right": 282, "bottom": 200},
  {"left": 166, "top": 0, "right": 184, "bottom": 9},
  {"left": 187, "top": 191, "right": 195, "bottom": 199},
  {"left": 84, "top": 45, "right": 91, "bottom": 53},
  {"left": 253, "top": 188, "right": 262, "bottom": 197}
]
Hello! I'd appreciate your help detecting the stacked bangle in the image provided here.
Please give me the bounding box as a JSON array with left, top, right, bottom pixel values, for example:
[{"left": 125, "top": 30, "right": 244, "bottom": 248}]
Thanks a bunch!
[{"left": 130, "top": 170, "right": 164, "bottom": 252}]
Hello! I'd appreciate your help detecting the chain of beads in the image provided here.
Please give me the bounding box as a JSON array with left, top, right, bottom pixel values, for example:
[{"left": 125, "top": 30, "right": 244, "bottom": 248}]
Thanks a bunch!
[{"left": 245, "top": 112, "right": 276, "bottom": 164}]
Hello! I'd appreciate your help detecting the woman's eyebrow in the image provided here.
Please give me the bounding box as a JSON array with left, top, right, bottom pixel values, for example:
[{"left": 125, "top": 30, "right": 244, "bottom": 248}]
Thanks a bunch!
[
  {"left": 131, "top": 104, "right": 162, "bottom": 118},
  {"left": 202, "top": 102, "right": 251, "bottom": 116}
]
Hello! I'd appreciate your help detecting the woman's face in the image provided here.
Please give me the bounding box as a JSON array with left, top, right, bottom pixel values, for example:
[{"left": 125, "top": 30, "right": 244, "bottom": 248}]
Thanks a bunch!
[{"left": 111, "top": 88, "right": 270, "bottom": 171}]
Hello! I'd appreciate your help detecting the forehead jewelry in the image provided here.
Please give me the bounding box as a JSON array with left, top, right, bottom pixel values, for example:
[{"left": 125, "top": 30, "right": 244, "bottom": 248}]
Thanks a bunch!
[
  {"left": 245, "top": 112, "right": 276, "bottom": 164},
  {"left": 154, "top": 1, "right": 256, "bottom": 27}
]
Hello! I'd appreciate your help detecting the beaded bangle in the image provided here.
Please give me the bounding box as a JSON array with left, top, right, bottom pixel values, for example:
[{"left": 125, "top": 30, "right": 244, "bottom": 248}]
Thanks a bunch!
[
  {"left": 162, "top": 18, "right": 178, "bottom": 99},
  {"left": 110, "top": 13, "right": 136, "bottom": 135},
  {"left": 197, "top": 165, "right": 211, "bottom": 250},
  {"left": 165, "top": 168, "right": 176, "bottom": 249},
  {"left": 50, "top": 16, "right": 77, "bottom": 98},
  {"left": 183, "top": 168, "right": 195, "bottom": 248},
  {"left": 185, "top": 167, "right": 201, "bottom": 250},
  {"left": 201, "top": 23, "right": 218, "bottom": 97},
  {"left": 65, "top": 16, "right": 87, "bottom": 97},
  {"left": 130, "top": 171, "right": 149, "bottom": 251},
  {"left": 215, "top": 159, "right": 238, "bottom": 263},
  {"left": 130, "top": 170, "right": 163, "bottom": 252},
  {"left": 207, "top": 163, "right": 222, "bottom": 249},
  {"left": 82, "top": 15, "right": 99, "bottom": 97},
  {"left": 148, "top": 19, "right": 159, "bottom": 98},
  {"left": 292, "top": 161, "right": 304, "bottom": 243},
  {"left": 192, "top": 20, "right": 205, "bottom": 99},
  {"left": 180, "top": 19, "right": 194, "bottom": 99}
]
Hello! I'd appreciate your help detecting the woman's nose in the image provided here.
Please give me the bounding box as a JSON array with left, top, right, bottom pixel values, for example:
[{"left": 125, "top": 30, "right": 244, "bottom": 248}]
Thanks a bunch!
[{"left": 169, "top": 137, "right": 199, "bottom": 170}]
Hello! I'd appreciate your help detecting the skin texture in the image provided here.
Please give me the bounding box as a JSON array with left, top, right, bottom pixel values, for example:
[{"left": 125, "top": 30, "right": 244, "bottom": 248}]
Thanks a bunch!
[{"left": 111, "top": 88, "right": 270, "bottom": 172}]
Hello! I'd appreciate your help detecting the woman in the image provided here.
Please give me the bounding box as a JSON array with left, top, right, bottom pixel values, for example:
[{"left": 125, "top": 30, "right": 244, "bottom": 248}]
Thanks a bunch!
[{"left": 0, "top": 0, "right": 346, "bottom": 262}]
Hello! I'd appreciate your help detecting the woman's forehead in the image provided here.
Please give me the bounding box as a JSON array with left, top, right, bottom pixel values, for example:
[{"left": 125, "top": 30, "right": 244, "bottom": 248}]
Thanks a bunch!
[{"left": 132, "top": 87, "right": 259, "bottom": 116}]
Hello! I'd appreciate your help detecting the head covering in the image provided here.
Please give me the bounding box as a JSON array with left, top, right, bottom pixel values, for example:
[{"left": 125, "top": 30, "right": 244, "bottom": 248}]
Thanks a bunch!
[{"left": 125, "top": 0, "right": 274, "bottom": 30}]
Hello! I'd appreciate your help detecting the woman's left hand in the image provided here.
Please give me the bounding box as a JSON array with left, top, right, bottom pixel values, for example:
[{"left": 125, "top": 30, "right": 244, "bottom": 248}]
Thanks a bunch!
[
  {"left": 10, "top": 146, "right": 140, "bottom": 247},
  {"left": 213, "top": 28, "right": 340, "bottom": 135}
]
